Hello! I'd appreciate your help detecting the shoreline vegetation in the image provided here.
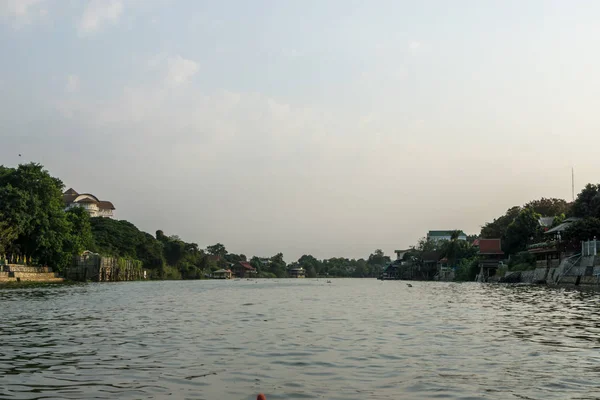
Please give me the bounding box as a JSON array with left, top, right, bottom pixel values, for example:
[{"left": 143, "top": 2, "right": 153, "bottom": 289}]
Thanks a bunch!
[
  {"left": 0, "top": 163, "right": 389, "bottom": 281},
  {"left": 2, "top": 163, "right": 600, "bottom": 286},
  {"left": 395, "top": 189, "right": 600, "bottom": 284}
]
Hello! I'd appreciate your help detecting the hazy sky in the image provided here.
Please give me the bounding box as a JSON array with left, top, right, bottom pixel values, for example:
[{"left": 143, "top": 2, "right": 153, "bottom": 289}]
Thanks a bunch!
[{"left": 1, "top": 0, "right": 599, "bottom": 261}]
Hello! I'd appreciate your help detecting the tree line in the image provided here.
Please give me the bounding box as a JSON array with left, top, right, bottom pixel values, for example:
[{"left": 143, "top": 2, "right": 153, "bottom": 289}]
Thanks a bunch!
[
  {"left": 401, "top": 190, "right": 600, "bottom": 281},
  {"left": 0, "top": 163, "right": 392, "bottom": 279}
]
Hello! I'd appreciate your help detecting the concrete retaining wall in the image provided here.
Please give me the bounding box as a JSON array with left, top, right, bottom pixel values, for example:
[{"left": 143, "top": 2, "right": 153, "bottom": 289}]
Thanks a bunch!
[
  {"left": 501, "top": 256, "right": 600, "bottom": 287},
  {"left": 533, "top": 268, "right": 547, "bottom": 283},
  {"left": 2, "top": 265, "right": 53, "bottom": 273},
  {"left": 64, "top": 255, "right": 143, "bottom": 282},
  {"left": 0, "top": 265, "right": 63, "bottom": 283}
]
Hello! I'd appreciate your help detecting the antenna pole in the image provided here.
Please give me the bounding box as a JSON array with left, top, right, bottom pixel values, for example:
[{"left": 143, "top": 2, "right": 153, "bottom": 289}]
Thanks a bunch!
[{"left": 572, "top": 167, "right": 575, "bottom": 201}]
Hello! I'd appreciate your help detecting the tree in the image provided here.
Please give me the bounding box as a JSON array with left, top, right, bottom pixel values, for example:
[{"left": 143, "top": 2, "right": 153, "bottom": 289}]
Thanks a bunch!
[
  {"left": 91, "top": 219, "right": 170, "bottom": 276},
  {"left": 466, "top": 234, "right": 478, "bottom": 243},
  {"left": 524, "top": 197, "right": 570, "bottom": 217},
  {"left": 269, "top": 253, "right": 287, "bottom": 278},
  {"left": 206, "top": 243, "right": 227, "bottom": 257},
  {"left": 0, "top": 163, "right": 74, "bottom": 271},
  {"left": 0, "top": 218, "right": 17, "bottom": 255},
  {"left": 249, "top": 256, "right": 263, "bottom": 273},
  {"left": 367, "top": 249, "right": 390, "bottom": 267},
  {"left": 570, "top": 184, "right": 600, "bottom": 218},
  {"left": 64, "top": 207, "right": 93, "bottom": 256},
  {"left": 352, "top": 259, "right": 369, "bottom": 277},
  {"left": 563, "top": 218, "right": 600, "bottom": 242},
  {"left": 298, "top": 254, "right": 322, "bottom": 276},
  {"left": 480, "top": 206, "right": 521, "bottom": 239},
  {"left": 552, "top": 214, "right": 566, "bottom": 228},
  {"left": 441, "top": 231, "right": 476, "bottom": 267},
  {"left": 91, "top": 218, "right": 144, "bottom": 258},
  {"left": 415, "top": 236, "right": 444, "bottom": 252},
  {"left": 454, "top": 257, "right": 479, "bottom": 281},
  {"left": 507, "top": 251, "right": 536, "bottom": 271},
  {"left": 504, "top": 207, "right": 542, "bottom": 255}
]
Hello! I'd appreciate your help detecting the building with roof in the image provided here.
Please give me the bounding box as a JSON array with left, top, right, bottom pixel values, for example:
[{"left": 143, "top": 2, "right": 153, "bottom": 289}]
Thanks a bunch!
[
  {"left": 213, "top": 269, "right": 232, "bottom": 279},
  {"left": 477, "top": 239, "right": 505, "bottom": 281},
  {"left": 394, "top": 249, "right": 411, "bottom": 261},
  {"left": 427, "top": 230, "right": 467, "bottom": 242},
  {"left": 288, "top": 266, "right": 306, "bottom": 278},
  {"left": 63, "top": 188, "right": 115, "bottom": 218},
  {"left": 231, "top": 261, "right": 257, "bottom": 278},
  {"left": 538, "top": 217, "right": 555, "bottom": 231},
  {"left": 545, "top": 217, "right": 581, "bottom": 235},
  {"left": 421, "top": 250, "right": 442, "bottom": 279}
]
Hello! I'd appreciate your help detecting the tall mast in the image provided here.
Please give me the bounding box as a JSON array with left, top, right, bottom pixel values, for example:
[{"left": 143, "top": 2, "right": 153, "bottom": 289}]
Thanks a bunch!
[{"left": 572, "top": 167, "right": 575, "bottom": 201}]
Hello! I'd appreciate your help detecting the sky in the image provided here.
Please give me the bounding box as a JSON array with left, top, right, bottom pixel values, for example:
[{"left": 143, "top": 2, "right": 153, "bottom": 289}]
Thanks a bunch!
[{"left": 1, "top": 0, "right": 600, "bottom": 261}]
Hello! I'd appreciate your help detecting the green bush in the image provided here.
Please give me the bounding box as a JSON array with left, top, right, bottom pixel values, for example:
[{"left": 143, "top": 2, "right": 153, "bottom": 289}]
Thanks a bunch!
[
  {"left": 454, "top": 257, "right": 479, "bottom": 281},
  {"left": 508, "top": 251, "right": 535, "bottom": 270},
  {"left": 496, "top": 265, "right": 508, "bottom": 277},
  {"left": 163, "top": 266, "right": 182, "bottom": 280},
  {"left": 510, "top": 263, "right": 535, "bottom": 272}
]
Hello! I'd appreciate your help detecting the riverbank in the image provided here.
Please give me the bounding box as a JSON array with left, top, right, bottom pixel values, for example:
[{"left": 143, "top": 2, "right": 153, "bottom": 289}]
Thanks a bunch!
[
  {"left": 493, "top": 254, "right": 600, "bottom": 288},
  {"left": 0, "top": 280, "right": 78, "bottom": 289}
]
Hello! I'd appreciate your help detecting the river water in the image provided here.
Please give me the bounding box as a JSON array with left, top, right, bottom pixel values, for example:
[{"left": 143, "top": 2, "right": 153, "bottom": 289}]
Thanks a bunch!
[{"left": 1, "top": 280, "right": 599, "bottom": 400}]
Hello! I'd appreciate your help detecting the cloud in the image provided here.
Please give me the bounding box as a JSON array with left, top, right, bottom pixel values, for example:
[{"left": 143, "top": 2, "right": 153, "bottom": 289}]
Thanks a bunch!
[
  {"left": 78, "top": 0, "right": 123, "bottom": 34},
  {"left": 282, "top": 48, "right": 301, "bottom": 59},
  {"left": 165, "top": 56, "right": 198, "bottom": 86},
  {"left": 409, "top": 41, "right": 421, "bottom": 50},
  {"left": 0, "top": 0, "right": 47, "bottom": 24},
  {"left": 65, "top": 74, "right": 80, "bottom": 93}
]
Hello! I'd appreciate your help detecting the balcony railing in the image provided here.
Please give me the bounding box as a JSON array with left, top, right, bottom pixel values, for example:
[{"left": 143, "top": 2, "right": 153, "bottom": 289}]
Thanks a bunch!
[
  {"left": 582, "top": 239, "right": 600, "bottom": 256},
  {"left": 527, "top": 241, "right": 558, "bottom": 251}
]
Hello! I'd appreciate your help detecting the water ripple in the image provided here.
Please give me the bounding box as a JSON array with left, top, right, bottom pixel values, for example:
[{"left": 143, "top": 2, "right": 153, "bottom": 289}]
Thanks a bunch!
[{"left": 1, "top": 281, "right": 600, "bottom": 399}]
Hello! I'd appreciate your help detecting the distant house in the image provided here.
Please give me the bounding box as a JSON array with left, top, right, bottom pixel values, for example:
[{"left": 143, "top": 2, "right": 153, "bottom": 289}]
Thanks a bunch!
[
  {"left": 380, "top": 261, "right": 401, "bottom": 280},
  {"left": 525, "top": 217, "right": 582, "bottom": 270},
  {"left": 538, "top": 217, "right": 555, "bottom": 231},
  {"left": 213, "top": 269, "right": 232, "bottom": 279},
  {"left": 231, "top": 261, "right": 257, "bottom": 278},
  {"left": 477, "top": 239, "right": 505, "bottom": 281},
  {"left": 394, "top": 249, "right": 411, "bottom": 261},
  {"left": 288, "top": 266, "right": 305, "bottom": 278},
  {"left": 427, "top": 230, "right": 467, "bottom": 242},
  {"left": 545, "top": 217, "right": 581, "bottom": 236},
  {"left": 421, "top": 250, "right": 442, "bottom": 279},
  {"left": 436, "top": 257, "right": 453, "bottom": 281},
  {"left": 63, "top": 188, "right": 115, "bottom": 218}
]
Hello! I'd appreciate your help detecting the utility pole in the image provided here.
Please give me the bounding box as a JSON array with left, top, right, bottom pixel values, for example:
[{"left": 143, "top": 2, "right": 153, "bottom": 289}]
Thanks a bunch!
[{"left": 572, "top": 167, "right": 575, "bottom": 201}]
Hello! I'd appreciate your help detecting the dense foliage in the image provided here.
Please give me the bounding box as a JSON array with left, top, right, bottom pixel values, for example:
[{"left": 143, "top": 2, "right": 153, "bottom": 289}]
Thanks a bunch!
[
  {"left": 0, "top": 164, "right": 395, "bottom": 279},
  {"left": 0, "top": 164, "right": 89, "bottom": 271},
  {"left": 563, "top": 218, "right": 600, "bottom": 243},
  {"left": 480, "top": 198, "right": 569, "bottom": 255},
  {"left": 5, "top": 162, "right": 599, "bottom": 283},
  {"left": 569, "top": 184, "right": 600, "bottom": 218}
]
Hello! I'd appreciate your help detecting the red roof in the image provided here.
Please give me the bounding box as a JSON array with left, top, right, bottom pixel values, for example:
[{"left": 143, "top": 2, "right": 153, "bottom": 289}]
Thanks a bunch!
[
  {"left": 478, "top": 239, "right": 504, "bottom": 255},
  {"left": 238, "top": 261, "right": 256, "bottom": 270}
]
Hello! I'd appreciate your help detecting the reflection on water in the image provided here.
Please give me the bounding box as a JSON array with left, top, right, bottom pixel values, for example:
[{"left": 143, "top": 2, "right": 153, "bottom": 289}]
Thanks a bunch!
[{"left": 1, "top": 280, "right": 599, "bottom": 399}]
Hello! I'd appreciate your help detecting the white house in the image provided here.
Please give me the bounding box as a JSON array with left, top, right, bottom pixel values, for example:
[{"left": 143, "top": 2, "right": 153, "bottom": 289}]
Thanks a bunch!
[
  {"left": 394, "top": 249, "right": 411, "bottom": 261},
  {"left": 426, "top": 230, "right": 467, "bottom": 242},
  {"left": 63, "top": 188, "right": 115, "bottom": 218}
]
